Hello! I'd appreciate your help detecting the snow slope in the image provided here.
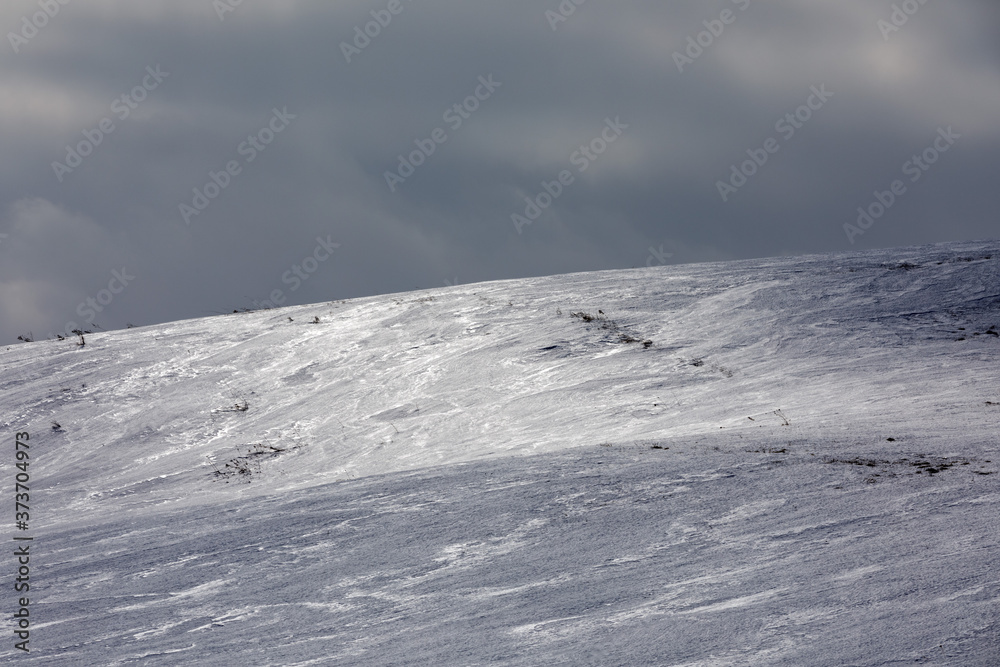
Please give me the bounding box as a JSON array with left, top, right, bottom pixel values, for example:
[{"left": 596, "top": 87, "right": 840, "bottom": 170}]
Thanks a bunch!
[{"left": 2, "top": 240, "right": 999, "bottom": 664}]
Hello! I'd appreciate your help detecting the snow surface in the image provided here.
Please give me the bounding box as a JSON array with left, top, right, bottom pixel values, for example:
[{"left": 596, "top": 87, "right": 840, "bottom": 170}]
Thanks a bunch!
[{"left": 2, "top": 240, "right": 999, "bottom": 665}]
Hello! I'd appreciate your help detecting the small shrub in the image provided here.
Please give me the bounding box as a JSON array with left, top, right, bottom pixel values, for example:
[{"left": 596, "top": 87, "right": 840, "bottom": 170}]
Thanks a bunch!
[
  {"left": 570, "top": 310, "right": 648, "bottom": 345},
  {"left": 211, "top": 443, "right": 288, "bottom": 484},
  {"left": 214, "top": 390, "right": 251, "bottom": 415},
  {"left": 224, "top": 397, "right": 249, "bottom": 413}
]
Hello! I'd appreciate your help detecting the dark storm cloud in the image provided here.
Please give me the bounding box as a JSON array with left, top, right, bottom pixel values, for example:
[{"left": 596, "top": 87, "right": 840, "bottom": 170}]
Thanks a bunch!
[{"left": 1, "top": 0, "right": 998, "bottom": 343}]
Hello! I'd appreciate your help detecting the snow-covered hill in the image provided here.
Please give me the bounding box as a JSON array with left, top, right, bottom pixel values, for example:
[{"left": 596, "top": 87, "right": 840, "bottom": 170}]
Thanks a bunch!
[{"left": 2, "top": 240, "right": 999, "bottom": 665}]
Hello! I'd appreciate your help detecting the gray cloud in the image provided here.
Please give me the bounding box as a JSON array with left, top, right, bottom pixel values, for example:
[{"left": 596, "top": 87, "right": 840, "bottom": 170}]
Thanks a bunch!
[{"left": 1, "top": 0, "right": 998, "bottom": 344}]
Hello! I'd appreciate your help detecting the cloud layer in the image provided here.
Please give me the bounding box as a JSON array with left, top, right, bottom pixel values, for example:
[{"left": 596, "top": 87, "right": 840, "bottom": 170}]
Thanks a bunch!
[{"left": 1, "top": 0, "right": 998, "bottom": 342}]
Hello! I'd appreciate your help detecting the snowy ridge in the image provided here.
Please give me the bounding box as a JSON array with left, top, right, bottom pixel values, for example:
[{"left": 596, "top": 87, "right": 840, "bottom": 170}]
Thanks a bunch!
[{"left": 2, "top": 240, "right": 999, "bottom": 664}]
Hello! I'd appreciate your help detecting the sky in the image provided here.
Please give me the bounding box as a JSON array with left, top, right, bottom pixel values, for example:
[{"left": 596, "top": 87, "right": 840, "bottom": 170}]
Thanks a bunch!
[{"left": 1, "top": 0, "right": 998, "bottom": 344}]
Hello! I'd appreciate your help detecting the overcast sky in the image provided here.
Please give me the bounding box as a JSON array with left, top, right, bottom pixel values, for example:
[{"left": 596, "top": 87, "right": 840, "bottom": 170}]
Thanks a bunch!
[{"left": 1, "top": 0, "right": 998, "bottom": 343}]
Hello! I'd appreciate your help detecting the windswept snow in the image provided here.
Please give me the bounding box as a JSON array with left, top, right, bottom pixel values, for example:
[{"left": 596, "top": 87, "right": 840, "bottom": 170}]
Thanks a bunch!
[{"left": 2, "top": 241, "right": 999, "bottom": 664}]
